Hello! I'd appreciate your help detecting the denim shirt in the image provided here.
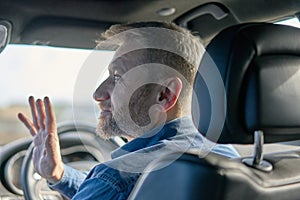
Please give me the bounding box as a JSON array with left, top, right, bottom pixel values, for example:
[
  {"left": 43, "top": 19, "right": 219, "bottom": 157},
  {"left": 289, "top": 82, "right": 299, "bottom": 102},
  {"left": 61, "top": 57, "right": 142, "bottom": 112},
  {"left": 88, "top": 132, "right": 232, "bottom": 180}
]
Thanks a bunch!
[{"left": 49, "top": 117, "right": 239, "bottom": 199}]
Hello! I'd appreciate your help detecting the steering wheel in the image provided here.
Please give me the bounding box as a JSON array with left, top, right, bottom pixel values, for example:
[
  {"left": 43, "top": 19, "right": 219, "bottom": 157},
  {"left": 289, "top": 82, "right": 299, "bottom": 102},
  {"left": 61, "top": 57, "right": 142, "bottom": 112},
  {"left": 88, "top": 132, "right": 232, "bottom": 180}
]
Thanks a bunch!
[
  {"left": 21, "top": 123, "right": 121, "bottom": 200},
  {"left": 0, "top": 137, "right": 32, "bottom": 196}
]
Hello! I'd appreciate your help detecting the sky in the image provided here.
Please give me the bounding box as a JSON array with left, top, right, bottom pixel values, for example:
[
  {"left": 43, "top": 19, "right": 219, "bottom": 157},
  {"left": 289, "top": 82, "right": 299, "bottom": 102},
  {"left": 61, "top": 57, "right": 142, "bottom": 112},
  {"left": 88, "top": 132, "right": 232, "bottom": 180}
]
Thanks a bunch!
[{"left": 0, "top": 45, "right": 113, "bottom": 107}]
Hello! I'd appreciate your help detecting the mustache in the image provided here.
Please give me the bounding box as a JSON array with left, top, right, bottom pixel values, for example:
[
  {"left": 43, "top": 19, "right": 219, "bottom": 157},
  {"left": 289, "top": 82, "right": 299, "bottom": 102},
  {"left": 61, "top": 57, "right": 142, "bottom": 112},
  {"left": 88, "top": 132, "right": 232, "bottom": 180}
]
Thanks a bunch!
[{"left": 98, "top": 101, "right": 112, "bottom": 111}]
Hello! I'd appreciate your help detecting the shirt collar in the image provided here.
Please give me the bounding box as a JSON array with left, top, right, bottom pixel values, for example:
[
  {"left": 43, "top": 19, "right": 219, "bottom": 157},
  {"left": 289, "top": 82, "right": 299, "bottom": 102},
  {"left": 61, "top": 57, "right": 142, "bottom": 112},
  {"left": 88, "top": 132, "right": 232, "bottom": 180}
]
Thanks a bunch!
[{"left": 111, "top": 116, "right": 198, "bottom": 159}]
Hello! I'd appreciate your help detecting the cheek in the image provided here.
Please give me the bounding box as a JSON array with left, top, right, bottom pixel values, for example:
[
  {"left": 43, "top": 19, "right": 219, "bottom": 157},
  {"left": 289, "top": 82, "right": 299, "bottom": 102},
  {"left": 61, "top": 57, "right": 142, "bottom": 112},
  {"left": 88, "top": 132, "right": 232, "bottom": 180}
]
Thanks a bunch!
[
  {"left": 128, "top": 87, "right": 158, "bottom": 126},
  {"left": 130, "top": 87, "right": 153, "bottom": 110},
  {"left": 111, "top": 85, "right": 126, "bottom": 109},
  {"left": 130, "top": 84, "right": 161, "bottom": 111},
  {"left": 112, "top": 80, "right": 141, "bottom": 110}
]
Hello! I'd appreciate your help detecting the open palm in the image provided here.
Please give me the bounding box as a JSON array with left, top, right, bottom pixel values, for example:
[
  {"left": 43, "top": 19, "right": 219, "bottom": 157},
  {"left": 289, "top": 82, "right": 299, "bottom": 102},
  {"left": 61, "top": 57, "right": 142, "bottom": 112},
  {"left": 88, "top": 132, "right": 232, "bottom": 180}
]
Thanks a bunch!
[{"left": 18, "top": 96, "right": 64, "bottom": 183}]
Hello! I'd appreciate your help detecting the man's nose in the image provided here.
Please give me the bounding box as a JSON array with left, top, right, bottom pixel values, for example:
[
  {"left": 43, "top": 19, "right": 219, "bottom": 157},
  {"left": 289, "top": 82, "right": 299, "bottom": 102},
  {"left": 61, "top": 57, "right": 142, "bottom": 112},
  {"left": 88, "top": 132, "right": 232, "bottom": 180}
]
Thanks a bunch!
[{"left": 93, "top": 79, "right": 110, "bottom": 101}]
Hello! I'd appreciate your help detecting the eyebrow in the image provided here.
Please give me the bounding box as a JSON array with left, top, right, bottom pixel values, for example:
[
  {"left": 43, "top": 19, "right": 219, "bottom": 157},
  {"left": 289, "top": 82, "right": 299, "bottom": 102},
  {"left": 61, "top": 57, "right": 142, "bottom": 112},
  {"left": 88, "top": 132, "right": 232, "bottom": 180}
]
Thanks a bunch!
[
  {"left": 107, "top": 61, "right": 118, "bottom": 75},
  {"left": 108, "top": 56, "right": 128, "bottom": 75}
]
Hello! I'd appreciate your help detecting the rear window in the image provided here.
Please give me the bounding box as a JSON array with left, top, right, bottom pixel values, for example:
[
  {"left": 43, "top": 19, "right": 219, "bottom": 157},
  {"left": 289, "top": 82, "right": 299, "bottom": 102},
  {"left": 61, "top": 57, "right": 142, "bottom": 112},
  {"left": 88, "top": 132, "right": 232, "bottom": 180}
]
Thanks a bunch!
[{"left": 275, "top": 17, "right": 300, "bottom": 28}]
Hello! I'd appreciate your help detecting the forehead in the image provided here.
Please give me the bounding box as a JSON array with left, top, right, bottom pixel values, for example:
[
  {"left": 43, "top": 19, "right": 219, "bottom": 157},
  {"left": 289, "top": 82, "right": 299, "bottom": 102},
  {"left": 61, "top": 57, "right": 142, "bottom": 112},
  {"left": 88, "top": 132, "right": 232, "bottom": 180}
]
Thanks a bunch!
[{"left": 108, "top": 49, "right": 149, "bottom": 73}]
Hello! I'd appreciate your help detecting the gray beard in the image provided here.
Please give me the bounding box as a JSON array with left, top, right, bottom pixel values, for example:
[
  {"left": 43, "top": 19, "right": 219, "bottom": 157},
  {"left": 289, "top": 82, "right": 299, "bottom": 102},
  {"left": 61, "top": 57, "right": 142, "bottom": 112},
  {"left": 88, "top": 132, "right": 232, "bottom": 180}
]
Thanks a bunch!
[
  {"left": 96, "top": 116, "right": 126, "bottom": 140},
  {"left": 96, "top": 94, "right": 155, "bottom": 140},
  {"left": 96, "top": 110, "right": 152, "bottom": 140}
]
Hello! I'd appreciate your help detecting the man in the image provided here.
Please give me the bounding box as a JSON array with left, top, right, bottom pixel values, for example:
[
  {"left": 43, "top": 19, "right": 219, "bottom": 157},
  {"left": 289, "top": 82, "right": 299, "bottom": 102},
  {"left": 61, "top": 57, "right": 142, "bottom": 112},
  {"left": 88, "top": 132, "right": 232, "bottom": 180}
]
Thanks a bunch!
[{"left": 18, "top": 22, "right": 239, "bottom": 199}]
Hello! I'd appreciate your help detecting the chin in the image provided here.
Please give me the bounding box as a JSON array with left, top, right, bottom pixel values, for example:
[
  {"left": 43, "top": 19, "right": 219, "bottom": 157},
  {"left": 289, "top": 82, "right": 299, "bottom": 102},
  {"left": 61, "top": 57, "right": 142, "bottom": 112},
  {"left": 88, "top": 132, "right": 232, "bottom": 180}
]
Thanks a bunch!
[
  {"left": 96, "top": 118, "right": 112, "bottom": 139},
  {"left": 96, "top": 117, "right": 126, "bottom": 139}
]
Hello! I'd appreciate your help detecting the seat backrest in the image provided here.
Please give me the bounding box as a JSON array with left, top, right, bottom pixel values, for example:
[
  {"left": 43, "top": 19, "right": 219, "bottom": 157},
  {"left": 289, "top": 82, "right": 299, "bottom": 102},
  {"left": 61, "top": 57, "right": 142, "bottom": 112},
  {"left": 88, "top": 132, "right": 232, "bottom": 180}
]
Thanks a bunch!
[
  {"left": 193, "top": 23, "right": 300, "bottom": 144},
  {"left": 129, "top": 151, "right": 300, "bottom": 200},
  {"left": 129, "top": 23, "right": 300, "bottom": 200}
]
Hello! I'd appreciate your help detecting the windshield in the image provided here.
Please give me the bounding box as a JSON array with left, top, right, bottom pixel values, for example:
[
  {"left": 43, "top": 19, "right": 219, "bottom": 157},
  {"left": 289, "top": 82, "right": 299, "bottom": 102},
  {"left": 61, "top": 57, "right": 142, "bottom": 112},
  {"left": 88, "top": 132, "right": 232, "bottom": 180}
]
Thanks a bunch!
[{"left": 0, "top": 45, "right": 114, "bottom": 145}]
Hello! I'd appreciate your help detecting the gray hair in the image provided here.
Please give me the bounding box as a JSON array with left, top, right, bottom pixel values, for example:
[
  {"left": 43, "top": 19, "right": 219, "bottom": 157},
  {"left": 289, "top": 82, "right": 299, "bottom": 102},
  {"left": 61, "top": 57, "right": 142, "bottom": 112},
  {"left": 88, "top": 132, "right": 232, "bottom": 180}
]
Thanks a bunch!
[{"left": 97, "top": 21, "right": 204, "bottom": 84}]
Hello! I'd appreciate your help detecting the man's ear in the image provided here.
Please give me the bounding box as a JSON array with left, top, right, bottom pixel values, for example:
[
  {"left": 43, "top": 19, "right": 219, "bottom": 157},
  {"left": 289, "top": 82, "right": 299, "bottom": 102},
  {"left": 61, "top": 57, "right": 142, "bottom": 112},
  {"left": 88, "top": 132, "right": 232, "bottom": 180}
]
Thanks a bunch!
[{"left": 157, "top": 77, "right": 182, "bottom": 112}]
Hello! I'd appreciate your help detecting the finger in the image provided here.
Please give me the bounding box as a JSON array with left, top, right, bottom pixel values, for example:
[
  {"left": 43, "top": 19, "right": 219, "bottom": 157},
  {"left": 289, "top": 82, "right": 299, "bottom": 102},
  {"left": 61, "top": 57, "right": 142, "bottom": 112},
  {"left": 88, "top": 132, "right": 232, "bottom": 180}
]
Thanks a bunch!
[
  {"left": 29, "top": 96, "right": 39, "bottom": 129},
  {"left": 36, "top": 99, "right": 46, "bottom": 130},
  {"left": 18, "top": 113, "right": 38, "bottom": 136},
  {"left": 44, "top": 97, "right": 56, "bottom": 133}
]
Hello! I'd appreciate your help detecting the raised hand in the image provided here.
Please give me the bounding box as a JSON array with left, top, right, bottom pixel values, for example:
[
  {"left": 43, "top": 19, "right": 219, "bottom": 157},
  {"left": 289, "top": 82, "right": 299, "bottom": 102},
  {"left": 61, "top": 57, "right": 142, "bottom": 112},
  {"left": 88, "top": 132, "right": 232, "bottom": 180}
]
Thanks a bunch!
[{"left": 18, "top": 96, "right": 64, "bottom": 184}]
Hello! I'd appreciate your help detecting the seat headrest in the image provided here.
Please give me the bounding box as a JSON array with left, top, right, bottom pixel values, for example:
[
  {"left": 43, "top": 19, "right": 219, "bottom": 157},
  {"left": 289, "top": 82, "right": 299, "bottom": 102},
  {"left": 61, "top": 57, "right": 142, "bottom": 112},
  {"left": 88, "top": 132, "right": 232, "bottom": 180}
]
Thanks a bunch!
[{"left": 193, "top": 23, "right": 300, "bottom": 144}]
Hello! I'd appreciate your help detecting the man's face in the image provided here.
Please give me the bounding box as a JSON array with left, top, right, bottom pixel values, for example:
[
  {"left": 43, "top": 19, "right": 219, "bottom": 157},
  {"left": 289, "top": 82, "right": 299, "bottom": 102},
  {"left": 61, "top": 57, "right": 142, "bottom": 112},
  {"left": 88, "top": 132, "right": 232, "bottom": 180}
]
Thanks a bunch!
[{"left": 93, "top": 50, "right": 161, "bottom": 139}]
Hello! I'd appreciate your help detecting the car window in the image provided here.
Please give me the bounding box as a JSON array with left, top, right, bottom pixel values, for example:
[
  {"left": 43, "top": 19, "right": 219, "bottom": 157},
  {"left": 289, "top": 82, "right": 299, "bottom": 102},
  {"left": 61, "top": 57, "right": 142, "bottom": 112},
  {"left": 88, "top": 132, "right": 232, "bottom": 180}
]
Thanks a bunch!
[
  {"left": 0, "top": 44, "right": 114, "bottom": 145},
  {"left": 275, "top": 17, "right": 300, "bottom": 28}
]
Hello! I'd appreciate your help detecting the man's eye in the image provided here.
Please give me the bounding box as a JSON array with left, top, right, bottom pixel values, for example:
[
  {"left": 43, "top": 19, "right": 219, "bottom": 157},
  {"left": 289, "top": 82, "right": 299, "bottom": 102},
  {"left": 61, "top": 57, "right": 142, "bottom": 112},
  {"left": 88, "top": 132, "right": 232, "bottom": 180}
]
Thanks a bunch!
[{"left": 113, "top": 74, "right": 121, "bottom": 84}]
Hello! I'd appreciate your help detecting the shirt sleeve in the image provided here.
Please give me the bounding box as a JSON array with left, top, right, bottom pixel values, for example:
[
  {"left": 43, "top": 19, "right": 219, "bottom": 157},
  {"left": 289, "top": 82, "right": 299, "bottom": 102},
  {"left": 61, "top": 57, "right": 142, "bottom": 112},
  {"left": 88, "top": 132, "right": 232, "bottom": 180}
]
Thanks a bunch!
[
  {"left": 48, "top": 164, "right": 88, "bottom": 199},
  {"left": 71, "top": 165, "right": 138, "bottom": 200},
  {"left": 212, "top": 144, "right": 240, "bottom": 158},
  {"left": 71, "top": 178, "right": 127, "bottom": 200}
]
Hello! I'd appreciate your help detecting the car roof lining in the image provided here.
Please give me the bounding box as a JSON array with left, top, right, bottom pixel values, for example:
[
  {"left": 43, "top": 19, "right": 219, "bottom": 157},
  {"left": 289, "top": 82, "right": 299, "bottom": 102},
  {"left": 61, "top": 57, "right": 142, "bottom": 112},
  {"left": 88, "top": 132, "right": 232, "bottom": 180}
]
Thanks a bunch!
[{"left": 0, "top": 0, "right": 299, "bottom": 49}]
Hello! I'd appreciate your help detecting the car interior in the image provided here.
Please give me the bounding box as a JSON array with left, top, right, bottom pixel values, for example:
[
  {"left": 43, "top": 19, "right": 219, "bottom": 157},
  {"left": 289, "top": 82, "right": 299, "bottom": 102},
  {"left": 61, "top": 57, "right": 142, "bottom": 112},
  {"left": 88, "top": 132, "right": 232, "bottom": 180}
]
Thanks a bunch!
[
  {"left": 1, "top": 0, "right": 300, "bottom": 199},
  {"left": 130, "top": 22, "right": 300, "bottom": 200}
]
